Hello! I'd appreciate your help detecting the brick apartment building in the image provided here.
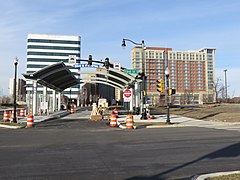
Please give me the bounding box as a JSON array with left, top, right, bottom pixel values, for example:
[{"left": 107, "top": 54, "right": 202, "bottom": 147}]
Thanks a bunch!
[{"left": 131, "top": 47, "right": 216, "bottom": 105}]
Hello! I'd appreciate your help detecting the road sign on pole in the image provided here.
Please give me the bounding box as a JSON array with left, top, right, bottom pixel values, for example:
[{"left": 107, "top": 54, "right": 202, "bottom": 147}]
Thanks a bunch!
[
  {"left": 123, "top": 88, "right": 132, "bottom": 102},
  {"left": 124, "top": 69, "right": 139, "bottom": 75}
]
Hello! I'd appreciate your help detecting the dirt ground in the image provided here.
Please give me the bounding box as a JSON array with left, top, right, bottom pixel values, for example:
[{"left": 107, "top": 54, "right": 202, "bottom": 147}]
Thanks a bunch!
[{"left": 153, "top": 104, "right": 240, "bottom": 123}]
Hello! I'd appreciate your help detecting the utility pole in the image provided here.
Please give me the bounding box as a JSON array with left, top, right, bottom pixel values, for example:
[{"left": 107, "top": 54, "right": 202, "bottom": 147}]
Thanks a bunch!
[{"left": 224, "top": 69, "right": 227, "bottom": 102}]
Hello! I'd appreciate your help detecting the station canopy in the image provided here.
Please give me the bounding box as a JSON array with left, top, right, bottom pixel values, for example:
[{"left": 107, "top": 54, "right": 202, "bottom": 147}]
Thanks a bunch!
[{"left": 23, "top": 62, "right": 80, "bottom": 92}]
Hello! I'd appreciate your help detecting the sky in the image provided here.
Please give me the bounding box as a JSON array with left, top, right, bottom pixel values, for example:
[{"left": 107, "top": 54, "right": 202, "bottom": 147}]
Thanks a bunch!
[{"left": 1, "top": 0, "right": 240, "bottom": 97}]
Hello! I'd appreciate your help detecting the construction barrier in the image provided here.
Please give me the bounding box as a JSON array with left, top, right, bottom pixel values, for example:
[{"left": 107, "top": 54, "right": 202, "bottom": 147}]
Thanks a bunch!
[
  {"left": 70, "top": 107, "right": 74, "bottom": 113},
  {"left": 3, "top": 110, "right": 10, "bottom": 122},
  {"left": 110, "top": 114, "right": 117, "bottom": 127},
  {"left": 126, "top": 114, "right": 133, "bottom": 129},
  {"left": 27, "top": 114, "right": 34, "bottom": 127},
  {"left": 20, "top": 108, "right": 25, "bottom": 117}
]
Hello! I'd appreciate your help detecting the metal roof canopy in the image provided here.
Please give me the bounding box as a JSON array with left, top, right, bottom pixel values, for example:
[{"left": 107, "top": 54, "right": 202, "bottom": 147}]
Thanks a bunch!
[{"left": 23, "top": 62, "right": 80, "bottom": 92}]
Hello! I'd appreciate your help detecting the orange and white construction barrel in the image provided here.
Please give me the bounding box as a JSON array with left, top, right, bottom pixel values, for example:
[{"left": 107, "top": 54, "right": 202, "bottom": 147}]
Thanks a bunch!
[
  {"left": 70, "top": 107, "right": 74, "bottom": 113},
  {"left": 27, "top": 114, "right": 34, "bottom": 127},
  {"left": 3, "top": 110, "right": 10, "bottom": 122},
  {"left": 9, "top": 109, "right": 18, "bottom": 122},
  {"left": 20, "top": 108, "right": 25, "bottom": 117},
  {"left": 126, "top": 114, "right": 133, "bottom": 129},
  {"left": 110, "top": 114, "right": 117, "bottom": 127}
]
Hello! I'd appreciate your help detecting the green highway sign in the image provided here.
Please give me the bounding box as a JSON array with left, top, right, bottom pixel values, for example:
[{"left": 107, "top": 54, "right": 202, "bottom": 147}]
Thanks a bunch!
[{"left": 124, "top": 69, "right": 139, "bottom": 74}]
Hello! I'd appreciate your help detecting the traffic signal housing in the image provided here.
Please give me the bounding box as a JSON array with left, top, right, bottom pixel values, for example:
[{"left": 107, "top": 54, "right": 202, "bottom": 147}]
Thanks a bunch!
[
  {"left": 169, "top": 88, "right": 176, "bottom": 95},
  {"left": 156, "top": 79, "right": 164, "bottom": 93},
  {"left": 105, "top": 57, "right": 110, "bottom": 69},
  {"left": 88, "top": 55, "right": 93, "bottom": 66}
]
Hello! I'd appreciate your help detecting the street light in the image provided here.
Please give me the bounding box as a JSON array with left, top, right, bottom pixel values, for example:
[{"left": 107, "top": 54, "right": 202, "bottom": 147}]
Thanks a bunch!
[
  {"left": 121, "top": 38, "right": 146, "bottom": 113},
  {"left": 165, "top": 66, "right": 171, "bottom": 124},
  {"left": 224, "top": 69, "right": 228, "bottom": 102},
  {"left": 13, "top": 57, "right": 18, "bottom": 123}
]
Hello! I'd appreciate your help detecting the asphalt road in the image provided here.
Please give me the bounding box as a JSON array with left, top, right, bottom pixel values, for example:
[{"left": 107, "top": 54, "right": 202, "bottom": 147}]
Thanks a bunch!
[{"left": 0, "top": 111, "right": 239, "bottom": 180}]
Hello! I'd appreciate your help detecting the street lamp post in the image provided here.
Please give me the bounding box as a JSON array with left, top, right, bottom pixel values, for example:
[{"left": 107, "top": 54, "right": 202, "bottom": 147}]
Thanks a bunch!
[
  {"left": 121, "top": 38, "right": 146, "bottom": 113},
  {"left": 13, "top": 57, "right": 18, "bottom": 123},
  {"left": 224, "top": 69, "right": 227, "bottom": 102},
  {"left": 165, "top": 67, "right": 171, "bottom": 124}
]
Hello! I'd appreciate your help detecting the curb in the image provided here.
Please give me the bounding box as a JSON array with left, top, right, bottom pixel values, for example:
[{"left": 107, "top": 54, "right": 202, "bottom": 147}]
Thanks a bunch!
[
  {"left": 191, "top": 170, "right": 240, "bottom": 180},
  {"left": 0, "top": 124, "right": 24, "bottom": 129}
]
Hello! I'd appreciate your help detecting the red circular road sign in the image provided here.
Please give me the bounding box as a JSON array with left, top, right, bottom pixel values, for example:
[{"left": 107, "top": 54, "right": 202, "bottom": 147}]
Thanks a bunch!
[{"left": 124, "top": 89, "right": 132, "bottom": 98}]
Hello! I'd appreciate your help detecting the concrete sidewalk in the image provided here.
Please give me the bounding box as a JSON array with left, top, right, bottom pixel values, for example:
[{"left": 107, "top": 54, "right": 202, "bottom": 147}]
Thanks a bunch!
[
  {"left": 17, "top": 110, "right": 70, "bottom": 123},
  {"left": 116, "top": 114, "right": 240, "bottom": 132}
]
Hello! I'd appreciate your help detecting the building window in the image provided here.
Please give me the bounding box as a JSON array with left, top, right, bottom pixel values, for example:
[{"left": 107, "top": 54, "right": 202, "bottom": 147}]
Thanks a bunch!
[
  {"left": 28, "top": 39, "right": 80, "bottom": 44},
  {"left": 27, "top": 52, "right": 80, "bottom": 57}
]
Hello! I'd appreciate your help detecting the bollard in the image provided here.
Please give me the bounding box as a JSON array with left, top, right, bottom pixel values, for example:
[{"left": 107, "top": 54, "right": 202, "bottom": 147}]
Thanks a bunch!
[
  {"left": 27, "top": 114, "right": 34, "bottom": 127},
  {"left": 110, "top": 114, "right": 117, "bottom": 127},
  {"left": 126, "top": 114, "right": 133, "bottom": 129}
]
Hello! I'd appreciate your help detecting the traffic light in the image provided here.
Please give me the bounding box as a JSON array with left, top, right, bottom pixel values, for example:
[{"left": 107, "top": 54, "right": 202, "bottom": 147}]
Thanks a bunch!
[
  {"left": 88, "top": 55, "right": 92, "bottom": 66},
  {"left": 156, "top": 79, "right": 164, "bottom": 93},
  {"left": 105, "top": 57, "right": 110, "bottom": 69},
  {"left": 169, "top": 88, "right": 176, "bottom": 95}
]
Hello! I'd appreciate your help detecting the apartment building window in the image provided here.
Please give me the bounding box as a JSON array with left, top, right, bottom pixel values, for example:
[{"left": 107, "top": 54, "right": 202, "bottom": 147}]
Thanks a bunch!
[
  {"left": 160, "top": 53, "right": 163, "bottom": 59},
  {"left": 149, "top": 51, "right": 154, "bottom": 59},
  {"left": 190, "top": 53, "right": 194, "bottom": 60},
  {"left": 207, "top": 55, "right": 212, "bottom": 60},
  {"left": 135, "top": 51, "right": 140, "bottom": 58},
  {"left": 135, "top": 63, "right": 140, "bottom": 69},
  {"left": 177, "top": 52, "right": 181, "bottom": 60},
  {"left": 207, "top": 49, "right": 213, "bottom": 54}
]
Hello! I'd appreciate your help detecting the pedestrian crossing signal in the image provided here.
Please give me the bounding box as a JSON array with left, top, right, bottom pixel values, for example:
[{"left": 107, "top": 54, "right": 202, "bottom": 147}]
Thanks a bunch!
[{"left": 156, "top": 79, "right": 164, "bottom": 93}]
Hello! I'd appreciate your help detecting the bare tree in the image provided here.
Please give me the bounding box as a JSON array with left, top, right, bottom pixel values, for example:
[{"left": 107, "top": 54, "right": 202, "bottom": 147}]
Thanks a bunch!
[{"left": 212, "top": 77, "right": 225, "bottom": 102}]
